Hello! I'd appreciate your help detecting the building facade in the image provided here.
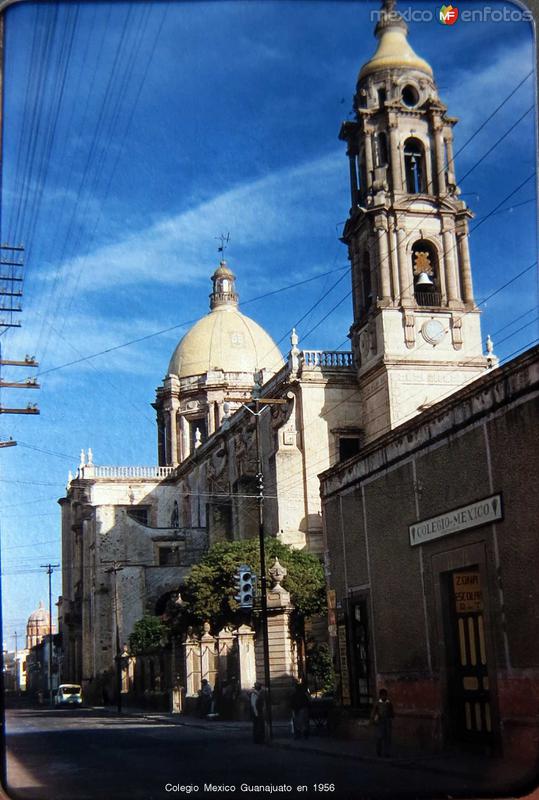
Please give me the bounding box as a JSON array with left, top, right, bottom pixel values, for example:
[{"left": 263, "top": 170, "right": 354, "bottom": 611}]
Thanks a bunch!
[
  {"left": 59, "top": 267, "right": 360, "bottom": 701},
  {"left": 320, "top": 346, "right": 539, "bottom": 769}
]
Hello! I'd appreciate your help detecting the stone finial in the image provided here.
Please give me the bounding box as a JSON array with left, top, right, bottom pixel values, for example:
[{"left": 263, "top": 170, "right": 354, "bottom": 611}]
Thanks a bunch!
[
  {"left": 269, "top": 557, "right": 287, "bottom": 590},
  {"left": 289, "top": 328, "right": 300, "bottom": 374},
  {"left": 87, "top": 448, "right": 94, "bottom": 466},
  {"left": 221, "top": 401, "right": 231, "bottom": 430},
  {"left": 194, "top": 428, "right": 202, "bottom": 448},
  {"left": 202, "top": 621, "right": 211, "bottom": 636},
  {"left": 486, "top": 334, "right": 494, "bottom": 355},
  {"left": 79, "top": 449, "right": 86, "bottom": 468}
]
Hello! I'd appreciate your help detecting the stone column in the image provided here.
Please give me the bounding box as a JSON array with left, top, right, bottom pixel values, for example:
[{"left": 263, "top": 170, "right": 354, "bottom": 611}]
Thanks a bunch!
[
  {"left": 443, "top": 222, "right": 460, "bottom": 305},
  {"left": 184, "top": 632, "right": 201, "bottom": 697},
  {"left": 179, "top": 415, "right": 189, "bottom": 462},
  {"left": 376, "top": 222, "right": 391, "bottom": 302},
  {"left": 254, "top": 559, "right": 299, "bottom": 712},
  {"left": 236, "top": 624, "right": 256, "bottom": 690},
  {"left": 457, "top": 227, "right": 474, "bottom": 304},
  {"left": 388, "top": 119, "right": 401, "bottom": 192},
  {"left": 396, "top": 225, "right": 413, "bottom": 304},
  {"left": 168, "top": 402, "right": 179, "bottom": 466},
  {"left": 433, "top": 121, "right": 446, "bottom": 195},
  {"left": 388, "top": 223, "right": 400, "bottom": 301},
  {"left": 364, "top": 128, "right": 374, "bottom": 191},
  {"left": 217, "top": 627, "right": 235, "bottom": 681},
  {"left": 348, "top": 152, "right": 359, "bottom": 206},
  {"left": 200, "top": 622, "right": 217, "bottom": 687},
  {"left": 445, "top": 133, "right": 456, "bottom": 186}
]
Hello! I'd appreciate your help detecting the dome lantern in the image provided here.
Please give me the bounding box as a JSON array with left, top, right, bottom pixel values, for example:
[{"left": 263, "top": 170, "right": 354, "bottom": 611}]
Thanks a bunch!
[{"left": 210, "top": 261, "right": 238, "bottom": 310}]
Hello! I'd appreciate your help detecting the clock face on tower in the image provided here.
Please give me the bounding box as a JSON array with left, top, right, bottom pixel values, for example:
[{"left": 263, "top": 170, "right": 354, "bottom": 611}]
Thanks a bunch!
[{"left": 421, "top": 319, "right": 445, "bottom": 346}]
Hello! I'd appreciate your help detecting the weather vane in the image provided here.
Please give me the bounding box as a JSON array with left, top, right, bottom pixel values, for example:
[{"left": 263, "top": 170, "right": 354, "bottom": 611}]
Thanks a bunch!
[{"left": 215, "top": 232, "right": 230, "bottom": 256}]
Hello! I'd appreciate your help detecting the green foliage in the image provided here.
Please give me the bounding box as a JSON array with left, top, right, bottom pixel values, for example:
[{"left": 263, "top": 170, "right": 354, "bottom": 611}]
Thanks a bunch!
[
  {"left": 128, "top": 615, "right": 167, "bottom": 655},
  {"left": 172, "top": 538, "right": 326, "bottom": 633},
  {"left": 306, "top": 641, "right": 335, "bottom": 695}
]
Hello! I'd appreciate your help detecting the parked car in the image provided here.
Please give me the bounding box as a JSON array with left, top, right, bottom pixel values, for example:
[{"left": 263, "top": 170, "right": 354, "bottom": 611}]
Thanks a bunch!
[{"left": 55, "top": 684, "right": 82, "bottom": 707}]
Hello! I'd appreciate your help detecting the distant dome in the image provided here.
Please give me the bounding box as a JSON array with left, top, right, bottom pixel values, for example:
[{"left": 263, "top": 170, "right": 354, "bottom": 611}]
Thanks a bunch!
[
  {"left": 28, "top": 600, "right": 49, "bottom": 624},
  {"left": 167, "top": 262, "right": 283, "bottom": 379},
  {"left": 168, "top": 306, "right": 282, "bottom": 379}
]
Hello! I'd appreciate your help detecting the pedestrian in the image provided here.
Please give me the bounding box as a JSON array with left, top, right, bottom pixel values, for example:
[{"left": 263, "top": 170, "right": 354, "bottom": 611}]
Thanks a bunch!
[
  {"left": 250, "top": 682, "right": 266, "bottom": 744},
  {"left": 290, "top": 680, "right": 310, "bottom": 739},
  {"left": 198, "top": 678, "right": 213, "bottom": 717},
  {"left": 370, "top": 688, "right": 394, "bottom": 757}
]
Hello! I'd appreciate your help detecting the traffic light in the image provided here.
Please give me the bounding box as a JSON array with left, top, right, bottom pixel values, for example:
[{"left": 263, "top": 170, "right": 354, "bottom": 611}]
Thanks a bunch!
[{"left": 234, "top": 564, "right": 256, "bottom": 608}]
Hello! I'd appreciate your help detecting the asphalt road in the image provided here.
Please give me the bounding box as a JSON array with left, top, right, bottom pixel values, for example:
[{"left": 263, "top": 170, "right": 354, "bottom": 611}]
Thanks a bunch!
[
  {"left": 4, "top": 707, "right": 536, "bottom": 800},
  {"left": 4, "top": 706, "right": 437, "bottom": 800}
]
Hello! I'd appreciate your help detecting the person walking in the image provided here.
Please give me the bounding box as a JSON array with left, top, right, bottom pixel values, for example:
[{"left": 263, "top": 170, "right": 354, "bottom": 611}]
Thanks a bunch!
[
  {"left": 198, "top": 678, "right": 213, "bottom": 717},
  {"left": 370, "top": 688, "right": 394, "bottom": 757},
  {"left": 250, "top": 682, "right": 266, "bottom": 744},
  {"left": 290, "top": 680, "right": 310, "bottom": 739}
]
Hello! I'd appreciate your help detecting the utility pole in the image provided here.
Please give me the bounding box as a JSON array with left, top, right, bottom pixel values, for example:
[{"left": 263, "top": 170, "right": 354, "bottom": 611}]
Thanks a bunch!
[
  {"left": 228, "top": 385, "right": 289, "bottom": 742},
  {"left": 105, "top": 562, "right": 124, "bottom": 713},
  {"left": 40, "top": 564, "right": 59, "bottom": 706}
]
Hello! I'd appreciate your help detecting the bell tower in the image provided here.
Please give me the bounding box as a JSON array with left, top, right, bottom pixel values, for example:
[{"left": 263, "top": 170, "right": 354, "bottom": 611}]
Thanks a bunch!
[{"left": 340, "top": 0, "right": 494, "bottom": 442}]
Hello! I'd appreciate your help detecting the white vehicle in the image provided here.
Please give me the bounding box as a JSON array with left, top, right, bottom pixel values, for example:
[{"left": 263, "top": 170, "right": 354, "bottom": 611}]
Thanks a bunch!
[{"left": 55, "top": 684, "right": 82, "bottom": 707}]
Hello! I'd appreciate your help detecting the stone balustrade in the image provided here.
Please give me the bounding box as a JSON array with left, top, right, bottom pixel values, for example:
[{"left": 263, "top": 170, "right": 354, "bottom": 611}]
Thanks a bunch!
[
  {"left": 79, "top": 465, "right": 175, "bottom": 479},
  {"left": 301, "top": 350, "right": 353, "bottom": 368}
]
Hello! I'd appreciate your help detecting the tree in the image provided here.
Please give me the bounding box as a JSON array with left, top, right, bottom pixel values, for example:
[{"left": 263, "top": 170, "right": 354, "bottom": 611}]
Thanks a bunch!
[
  {"left": 170, "top": 537, "right": 326, "bottom": 636},
  {"left": 128, "top": 615, "right": 167, "bottom": 655}
]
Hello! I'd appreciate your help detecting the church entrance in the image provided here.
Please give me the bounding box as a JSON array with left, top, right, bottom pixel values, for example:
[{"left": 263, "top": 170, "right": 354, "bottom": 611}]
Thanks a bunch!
[{"left": 443, "top": 567, "right": 495, "bottom": 749}]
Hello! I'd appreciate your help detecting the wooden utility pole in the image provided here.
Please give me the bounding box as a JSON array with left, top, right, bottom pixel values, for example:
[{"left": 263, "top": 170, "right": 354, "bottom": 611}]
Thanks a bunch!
[
  {"left": 105, "top": 562, "right": 124, "bottom": 713},
  {"left": 41, "top": 564, "right": 60, "bottom": 706}
]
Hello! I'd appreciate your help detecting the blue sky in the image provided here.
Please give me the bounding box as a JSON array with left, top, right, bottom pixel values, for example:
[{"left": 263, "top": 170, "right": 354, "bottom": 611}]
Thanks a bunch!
[{"left": 0, "top": 0, "right": 536, "bottom": 648}]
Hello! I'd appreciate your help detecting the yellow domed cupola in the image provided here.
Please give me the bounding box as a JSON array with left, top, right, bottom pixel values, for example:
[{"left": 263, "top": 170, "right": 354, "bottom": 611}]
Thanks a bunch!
[
  {"left": 359, "top": 0, "right": 433, "bottom": 80},
  {"left": 155, "top": 261, "right": 284, "bottom": 466}
]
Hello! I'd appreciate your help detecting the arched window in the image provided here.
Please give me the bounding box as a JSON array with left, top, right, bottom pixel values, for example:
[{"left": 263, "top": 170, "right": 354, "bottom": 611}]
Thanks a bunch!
[
  {"left": 404, "top": 138, "right": 426, "bottom": 194},
  {"left": 411, "top": 240, "right": 441, "bottom": 307},
  {"left": 374, "top": 132, "right": 388, "bottom": 167}
]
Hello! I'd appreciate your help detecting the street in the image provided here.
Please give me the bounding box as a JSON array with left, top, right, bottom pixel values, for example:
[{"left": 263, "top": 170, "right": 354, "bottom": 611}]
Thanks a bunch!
[{"left": 5, "top": 706, "right": 536, "bottom": 800}]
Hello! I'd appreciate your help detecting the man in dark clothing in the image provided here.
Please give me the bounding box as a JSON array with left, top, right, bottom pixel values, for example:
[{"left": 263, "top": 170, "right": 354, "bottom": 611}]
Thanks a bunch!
[
  {"left": 251, "top": 682, "right": 266, "bottom": 744},
  {"left": 290, "top": 680, "right": 310, "bottom": 739},
  {"left": 370, "top": 688, "right": 394, "bottom": 757}
]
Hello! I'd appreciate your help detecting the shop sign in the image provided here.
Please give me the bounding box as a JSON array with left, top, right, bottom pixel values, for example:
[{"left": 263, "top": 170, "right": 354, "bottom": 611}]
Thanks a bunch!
[{"left": 409, "top": 494, "right": 502, "bottom": 547}]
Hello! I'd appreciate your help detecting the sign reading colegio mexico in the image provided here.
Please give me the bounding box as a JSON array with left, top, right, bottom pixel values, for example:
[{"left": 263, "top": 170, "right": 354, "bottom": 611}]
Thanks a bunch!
[{"left": 409, "top": 494, "right": 503, "bottom": 547}]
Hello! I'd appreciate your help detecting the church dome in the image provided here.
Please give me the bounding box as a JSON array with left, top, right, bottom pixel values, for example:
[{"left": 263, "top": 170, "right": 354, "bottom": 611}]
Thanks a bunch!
[
  {"left": 28, "top": 601, "right": 49, "bottom": 624},
  {"left": 167, "top": 262, "right": 283, "bottom": 379},
  {"left": 359, "top": 0, "right": 433, "bottom": 80}
]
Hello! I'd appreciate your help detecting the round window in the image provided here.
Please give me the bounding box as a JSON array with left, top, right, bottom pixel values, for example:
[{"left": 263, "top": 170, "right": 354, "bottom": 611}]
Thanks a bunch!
[{"left": 401, "top": 85, "right": 420, "bottom": 108}]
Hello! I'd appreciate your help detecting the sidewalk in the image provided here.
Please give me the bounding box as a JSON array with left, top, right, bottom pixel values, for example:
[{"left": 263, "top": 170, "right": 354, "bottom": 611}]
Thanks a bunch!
[{"left": 101, "top": 705, "right": 536, "bottom": 794}]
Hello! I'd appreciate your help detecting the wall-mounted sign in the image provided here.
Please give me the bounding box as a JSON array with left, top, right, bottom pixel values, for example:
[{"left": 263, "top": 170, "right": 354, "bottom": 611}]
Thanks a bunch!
[
  {"left": 452, "top": 571, "right": 484, "bottom": 613},
  {"left": 409, "top": 494, "right": 503, "bottom": 547}
]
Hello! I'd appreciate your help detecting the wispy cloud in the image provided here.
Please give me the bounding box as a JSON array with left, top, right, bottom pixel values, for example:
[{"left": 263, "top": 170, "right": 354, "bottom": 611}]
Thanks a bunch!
[{"left": 37, "top": 150, "right": 343, "bottom": 294}]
